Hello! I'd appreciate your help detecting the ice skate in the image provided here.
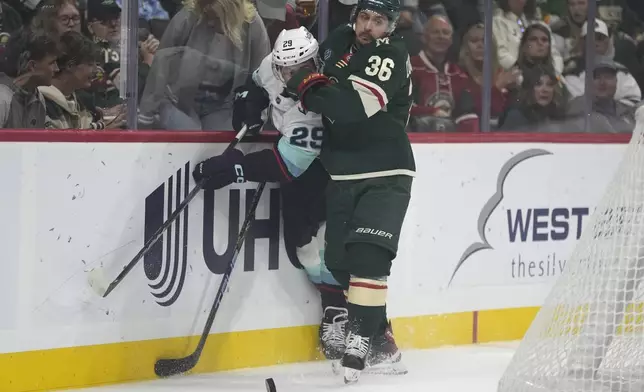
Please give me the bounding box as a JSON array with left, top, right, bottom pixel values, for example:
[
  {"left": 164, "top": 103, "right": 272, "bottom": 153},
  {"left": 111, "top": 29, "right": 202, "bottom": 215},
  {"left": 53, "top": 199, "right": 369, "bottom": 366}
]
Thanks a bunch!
[
  {"left": 365, "top": 321, "right": 407, "bottom": 375},
  {"left": 341, "top": 331, "right": 371, "bottom": 384},
  {"left": 319, "top": 306, "right": 348, "bottom": 360}
]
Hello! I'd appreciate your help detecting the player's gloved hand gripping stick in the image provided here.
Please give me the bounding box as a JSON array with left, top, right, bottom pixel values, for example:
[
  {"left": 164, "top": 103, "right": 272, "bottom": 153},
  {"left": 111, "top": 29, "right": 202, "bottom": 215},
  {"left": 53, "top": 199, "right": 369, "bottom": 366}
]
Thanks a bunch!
[{"left": 92, "top": 125, "right": 250, "bottom": 298}]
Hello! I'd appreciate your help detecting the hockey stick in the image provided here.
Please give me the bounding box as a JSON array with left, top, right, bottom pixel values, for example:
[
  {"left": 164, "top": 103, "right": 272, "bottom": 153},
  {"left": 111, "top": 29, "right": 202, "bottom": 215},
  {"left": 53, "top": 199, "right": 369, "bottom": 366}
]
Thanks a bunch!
[
  {"left": 96, "top": 125, "right": 250, "bottom": 298},
  {"left": 154, "top": 181, "right": 267, "bottom": 378}
]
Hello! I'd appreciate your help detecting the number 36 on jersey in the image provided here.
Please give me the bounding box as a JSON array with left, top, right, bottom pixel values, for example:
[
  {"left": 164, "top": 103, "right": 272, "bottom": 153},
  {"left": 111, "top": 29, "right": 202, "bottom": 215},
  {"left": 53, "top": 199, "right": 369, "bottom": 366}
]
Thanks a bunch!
[{"left": 365, "top": 54, "right": 413, "bottom": 82}]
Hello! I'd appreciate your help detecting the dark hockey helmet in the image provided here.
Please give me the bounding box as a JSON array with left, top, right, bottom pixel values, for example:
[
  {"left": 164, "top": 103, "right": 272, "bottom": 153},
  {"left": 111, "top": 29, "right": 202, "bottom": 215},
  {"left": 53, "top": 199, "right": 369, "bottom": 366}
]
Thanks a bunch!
[{"left": 350, "top": 0, "right": 401, "bottom": 33}]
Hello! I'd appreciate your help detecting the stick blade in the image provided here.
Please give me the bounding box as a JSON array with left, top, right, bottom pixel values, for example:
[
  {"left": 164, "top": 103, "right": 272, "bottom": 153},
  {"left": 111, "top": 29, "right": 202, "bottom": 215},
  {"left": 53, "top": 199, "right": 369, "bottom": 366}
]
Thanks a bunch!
[
  {"left": 154, "top": 355, "right": 198, "bottom": 378},
  {"left": 87, "top": 267, "right": 108, "bottom": 297}
]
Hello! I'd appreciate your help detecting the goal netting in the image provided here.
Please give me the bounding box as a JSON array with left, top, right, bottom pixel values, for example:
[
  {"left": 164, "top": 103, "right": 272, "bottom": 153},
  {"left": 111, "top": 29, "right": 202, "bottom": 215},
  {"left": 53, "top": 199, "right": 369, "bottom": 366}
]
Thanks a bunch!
[{"left": 497, "top": 105, "right": 644, "bottom": 392}]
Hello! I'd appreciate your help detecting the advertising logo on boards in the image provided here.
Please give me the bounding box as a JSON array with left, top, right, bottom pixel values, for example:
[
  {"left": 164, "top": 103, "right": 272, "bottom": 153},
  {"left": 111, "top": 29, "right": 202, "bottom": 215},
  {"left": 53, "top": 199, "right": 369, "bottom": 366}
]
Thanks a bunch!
[
  {"left": 446, "top": 148, "right": 592, "bottom": 285},
  {"left": 142, "top": 161, "right": 286, "bottom": 306}
]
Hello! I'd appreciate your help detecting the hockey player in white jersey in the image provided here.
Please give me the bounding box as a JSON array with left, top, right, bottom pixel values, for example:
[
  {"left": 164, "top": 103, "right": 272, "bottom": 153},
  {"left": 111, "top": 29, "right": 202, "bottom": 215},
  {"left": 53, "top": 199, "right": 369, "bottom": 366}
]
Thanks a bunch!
[{"left": 193, "top": 27, "right": 349, "bottom": 361}]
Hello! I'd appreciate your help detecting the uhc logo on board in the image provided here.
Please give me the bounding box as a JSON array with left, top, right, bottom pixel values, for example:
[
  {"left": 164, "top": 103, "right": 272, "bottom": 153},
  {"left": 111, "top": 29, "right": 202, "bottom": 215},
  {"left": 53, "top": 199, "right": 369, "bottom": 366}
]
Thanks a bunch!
[
  {"left": 143, "top": 162, "right": 190, "bottom": 307},
  {"left": 143, "top": 161, "right": 286, "bottom": 307}
]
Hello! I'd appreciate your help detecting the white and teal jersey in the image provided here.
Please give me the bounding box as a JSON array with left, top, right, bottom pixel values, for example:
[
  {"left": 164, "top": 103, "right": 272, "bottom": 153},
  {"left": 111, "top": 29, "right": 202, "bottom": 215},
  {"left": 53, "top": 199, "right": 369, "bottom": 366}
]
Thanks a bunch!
[{"left": 252, "top": 54, "right": 324, "bottom": 177}]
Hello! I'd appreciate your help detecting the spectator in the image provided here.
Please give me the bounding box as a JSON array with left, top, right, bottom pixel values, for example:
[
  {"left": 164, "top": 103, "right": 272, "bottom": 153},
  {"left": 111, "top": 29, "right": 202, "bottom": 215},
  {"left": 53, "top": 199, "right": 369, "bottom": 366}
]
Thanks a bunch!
[
  {"left": 0, "top": 2, "right": 23, "bottom": 57},
  {"left": 457, "top": 20, "right": 517, "bottom": 126},
  {"left": 567, "top": 60, "right": 637, "bottom": 133},
  {"left": 80, "top": 0, "right": 125, "bottom": 112},
  {"left": 138, "top": 28, "right": 159, "bottom": 102},
  {"left": 39, "top": 31, "right": 124, "bottom": 128},
  {"left": 86, "top": 0, "right": 120, "bottom": 46},
  {"left": 4, "top": 0, "right": 39, "bottom": 26},
  {"left": 31, "top": 0, "right": 82, "bottom": 36},
  {"left": 290, "top": 0, "right": 318, "bottom": 30},
  {"left": 552, "top": 0, "right": 643, "bottom": 62},
  {"left": 516, "top": 22, "right": 563, "bottom": 76},
  {"left": 417, "top": 0, "right": 479, "bottom": 32},
  {"left": 626, "top": 0, "right": 644, "bottom": 28},
  {"left": 550, "top": 0, "right": 588, "bottom": 61},
  {"left": 498, "top": 65, "right": 566, "bottom": 131},
  {"left": 155, "top": 0, "right": 183, "bottom": 19},
  {"left": 115, "top": 0, "right": 169, "bottom": 21},
  {"left": 265, "top": 0, "right": 317, "bottom": 45},
  {"left": 564, "top": 19, "right": 642, "bottom": 104},
  {"left": 493, "top": 0, "right": 563, "bottom": 71},
  {"left": 395, "top": 6, "right": 422, "bottom": 56},
  {"left": 597, "top": 0, "right": 643, "bottom": 39},
  {"left": 139, "top": 0, "right": 270, "bottom": 130},
  {"left": 327, "top": 0, "right": 355, "bottom": 32},
  {"left": 409, "top": 15, "right": 479, "bottom": 132},
  {"left": 0, "top": 28, "right": 59, "bottom": 128}
]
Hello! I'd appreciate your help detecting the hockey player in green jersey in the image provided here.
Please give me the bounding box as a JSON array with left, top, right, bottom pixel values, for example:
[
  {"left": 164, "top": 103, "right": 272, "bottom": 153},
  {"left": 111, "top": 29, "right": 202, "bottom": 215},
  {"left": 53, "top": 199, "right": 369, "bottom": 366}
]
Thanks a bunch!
[{"left": 284, "top": 0, "right": 414, "bottom": 384}]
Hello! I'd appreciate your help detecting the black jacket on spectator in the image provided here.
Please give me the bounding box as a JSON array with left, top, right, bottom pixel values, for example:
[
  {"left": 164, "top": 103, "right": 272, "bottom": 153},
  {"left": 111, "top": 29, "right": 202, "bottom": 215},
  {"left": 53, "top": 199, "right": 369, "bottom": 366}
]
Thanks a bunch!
[
  {"left": 0, "top": 2, "right": 23, "bottom": 54},
  {"left": 395, "top": 8, "right": 422, "bottom": 57},
  {"left": 4, "top": 0, "right": 36, "bottom": 25},
  {"left": 612, "top": 31, "right": 644, "bottom": 89}
]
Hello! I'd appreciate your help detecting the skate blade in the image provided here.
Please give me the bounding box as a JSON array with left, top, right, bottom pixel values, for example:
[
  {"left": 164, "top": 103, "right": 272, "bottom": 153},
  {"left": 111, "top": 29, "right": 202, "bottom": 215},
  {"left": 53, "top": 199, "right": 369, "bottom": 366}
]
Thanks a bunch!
[
  {"left": 344, "top": 368, "right": 362, "bottom": 384},
  {"left": 363, "top": 361, "right": 408, "bottom": 376},
  {"left": 332, "top": 358, "right": 408, "bottom": 376},
  {"left": 365, "top": 352, "right": 408, "bottom": 375},
  {"left": 331, "top": 360, "right": 342, "bottom": 376}
]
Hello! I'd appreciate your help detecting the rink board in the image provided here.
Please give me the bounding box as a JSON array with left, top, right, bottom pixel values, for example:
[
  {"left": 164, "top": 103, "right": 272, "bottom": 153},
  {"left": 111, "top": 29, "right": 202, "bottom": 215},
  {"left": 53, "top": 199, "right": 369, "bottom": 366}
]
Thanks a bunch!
[{"left": 0, "top": 131, "right": 630, "bottom": 391}]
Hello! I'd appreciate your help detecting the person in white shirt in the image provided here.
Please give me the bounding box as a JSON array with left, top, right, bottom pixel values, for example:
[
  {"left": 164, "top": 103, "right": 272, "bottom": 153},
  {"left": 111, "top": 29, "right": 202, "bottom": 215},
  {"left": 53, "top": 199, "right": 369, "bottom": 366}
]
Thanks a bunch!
[
  {"left": 493, "top": 0, "right": 563, "bottom": 72},
  {"left": 563, "top": 19, "right": 641, "bottom": 104}
]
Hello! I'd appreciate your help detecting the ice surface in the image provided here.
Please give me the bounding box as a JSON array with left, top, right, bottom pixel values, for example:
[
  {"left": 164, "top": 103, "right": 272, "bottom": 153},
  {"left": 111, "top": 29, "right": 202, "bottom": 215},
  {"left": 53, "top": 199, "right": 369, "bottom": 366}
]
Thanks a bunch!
[{"left": 73, "top": 342, "right": 518, "bottom": 392}]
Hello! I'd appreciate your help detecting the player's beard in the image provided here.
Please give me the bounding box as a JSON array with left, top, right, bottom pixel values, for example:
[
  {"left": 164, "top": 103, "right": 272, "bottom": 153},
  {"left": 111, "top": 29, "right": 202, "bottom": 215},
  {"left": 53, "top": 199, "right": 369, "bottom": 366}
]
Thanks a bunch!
[{"left": 357, "top": 33, "right": 373, "bottom": 45}]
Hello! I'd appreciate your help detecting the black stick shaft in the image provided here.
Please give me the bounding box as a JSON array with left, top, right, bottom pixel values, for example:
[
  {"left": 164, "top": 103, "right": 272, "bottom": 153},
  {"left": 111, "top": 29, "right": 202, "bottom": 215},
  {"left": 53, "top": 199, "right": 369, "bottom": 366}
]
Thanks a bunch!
[
  {"left": 154, "top": 182, "right": 266, "bottom": 377},
  {"left": 102, "top": 126, "right": 249, "bottom": 297}
]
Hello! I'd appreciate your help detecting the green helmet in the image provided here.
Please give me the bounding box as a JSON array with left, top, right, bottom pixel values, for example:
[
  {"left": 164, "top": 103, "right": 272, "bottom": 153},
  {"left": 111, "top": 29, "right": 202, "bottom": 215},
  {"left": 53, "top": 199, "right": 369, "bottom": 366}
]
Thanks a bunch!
[{"left": 350, "top": 0, "right": 401, "bottom": 33}]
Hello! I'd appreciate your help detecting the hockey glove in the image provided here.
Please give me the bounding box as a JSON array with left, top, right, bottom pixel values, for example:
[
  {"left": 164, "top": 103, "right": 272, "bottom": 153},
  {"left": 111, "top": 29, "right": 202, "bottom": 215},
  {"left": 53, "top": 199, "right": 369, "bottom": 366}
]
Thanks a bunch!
[
  {"left": 285, "top": 68, "right": 331, "bottom": 110},
  {"left": 193, "top": 148, "right": 246, "bottom": 190},
  {"left": 232, "top": 80, "right": 269, "bottom": 135}
]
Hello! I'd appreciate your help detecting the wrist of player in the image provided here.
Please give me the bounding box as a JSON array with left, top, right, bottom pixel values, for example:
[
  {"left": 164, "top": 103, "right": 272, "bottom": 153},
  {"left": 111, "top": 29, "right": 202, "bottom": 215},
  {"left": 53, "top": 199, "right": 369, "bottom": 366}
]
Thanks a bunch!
[
  {"left": 241, "top": 147, "right": 294, "bottom": 183},
  {"left": 192, "top": 149, "right": 246, "bottom": 190}
]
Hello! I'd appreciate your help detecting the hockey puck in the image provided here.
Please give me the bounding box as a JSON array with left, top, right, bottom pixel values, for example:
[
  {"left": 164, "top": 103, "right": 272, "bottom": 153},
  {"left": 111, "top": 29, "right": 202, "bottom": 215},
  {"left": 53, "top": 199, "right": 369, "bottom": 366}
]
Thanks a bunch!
[{"left": 265, "top": 377, "right": 276, "bottom": 392}]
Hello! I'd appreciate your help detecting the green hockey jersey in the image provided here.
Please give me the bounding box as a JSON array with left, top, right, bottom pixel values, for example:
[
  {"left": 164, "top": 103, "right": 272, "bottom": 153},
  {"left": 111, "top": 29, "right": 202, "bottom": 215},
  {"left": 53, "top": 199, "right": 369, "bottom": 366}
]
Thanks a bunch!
[{"left": 302, "top": 24, "right": 416, "bottom": 180}]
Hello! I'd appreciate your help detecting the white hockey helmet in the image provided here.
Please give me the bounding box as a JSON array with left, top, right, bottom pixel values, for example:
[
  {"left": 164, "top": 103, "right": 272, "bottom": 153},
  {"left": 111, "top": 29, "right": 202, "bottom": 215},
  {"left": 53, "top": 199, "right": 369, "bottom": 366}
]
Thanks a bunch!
[{"left": 272, "top": 26, "right": 320, "bottom": 84}]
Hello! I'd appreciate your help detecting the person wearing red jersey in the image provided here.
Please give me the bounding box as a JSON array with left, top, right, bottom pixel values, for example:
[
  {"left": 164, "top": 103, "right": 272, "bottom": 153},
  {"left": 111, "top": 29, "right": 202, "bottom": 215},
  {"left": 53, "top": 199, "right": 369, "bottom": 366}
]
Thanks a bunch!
[{"left": 409, "top": 14, "right": 479, "bottom": 132}]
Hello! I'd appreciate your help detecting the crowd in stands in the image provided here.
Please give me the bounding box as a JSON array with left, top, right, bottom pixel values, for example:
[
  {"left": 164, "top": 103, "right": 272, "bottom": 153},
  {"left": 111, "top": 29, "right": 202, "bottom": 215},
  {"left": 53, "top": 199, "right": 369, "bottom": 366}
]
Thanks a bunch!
[
  {"left": 406, "top": 0, "right": 644, "bottom": 132},
  {"left": 0, "top": 0, "right": 642, "bottom": 132}
]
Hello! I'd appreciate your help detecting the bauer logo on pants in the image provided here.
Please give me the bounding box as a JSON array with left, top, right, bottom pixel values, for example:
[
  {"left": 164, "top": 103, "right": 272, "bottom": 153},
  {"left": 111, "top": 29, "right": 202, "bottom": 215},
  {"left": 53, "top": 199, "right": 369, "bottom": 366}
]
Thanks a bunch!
[
  {"left": 143, "top": 162, "right": 282, "bottom": 307},
  {"left": 355, "top": 227, "right": 393, "bottom": 239}
]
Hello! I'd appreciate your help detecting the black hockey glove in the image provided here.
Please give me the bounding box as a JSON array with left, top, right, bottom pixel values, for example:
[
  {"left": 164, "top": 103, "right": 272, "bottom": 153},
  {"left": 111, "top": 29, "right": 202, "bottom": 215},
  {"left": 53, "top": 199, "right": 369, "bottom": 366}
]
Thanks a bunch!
[
  {"left": 193, "top": 148, "right": 246, "bottom": 190},
  {"left": 232, "top": 79, "right": 269, "bottom": 135}
]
